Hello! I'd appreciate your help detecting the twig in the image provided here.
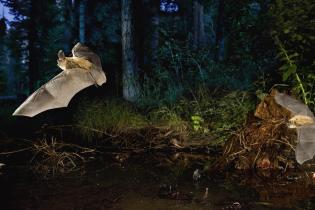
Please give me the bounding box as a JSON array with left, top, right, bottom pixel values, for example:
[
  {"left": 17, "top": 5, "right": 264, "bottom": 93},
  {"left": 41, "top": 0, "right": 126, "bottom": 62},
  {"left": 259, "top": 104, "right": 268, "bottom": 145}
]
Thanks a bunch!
[
  {"left": 252, "top": 148, "right": 261, "bottom": 168},
  {"left": 0, "top": 147, "right": 32, "bottom": 155},
  {"left": 272, "top": 139, "right": 295, "bottom": 151}
]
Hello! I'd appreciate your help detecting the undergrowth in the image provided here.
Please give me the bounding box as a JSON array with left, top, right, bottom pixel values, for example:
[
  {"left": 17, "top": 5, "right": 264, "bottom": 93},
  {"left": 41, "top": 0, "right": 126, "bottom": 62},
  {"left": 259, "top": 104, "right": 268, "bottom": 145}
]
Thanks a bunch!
[
  {"left": 74, "top": 98, "right": 147, "bottom": 141},
  {"left": 149, "top": 89, "right": 255, "bottom": 145},
  {"left": 74, "top": 89, "right": 255, "bottom": 146}
]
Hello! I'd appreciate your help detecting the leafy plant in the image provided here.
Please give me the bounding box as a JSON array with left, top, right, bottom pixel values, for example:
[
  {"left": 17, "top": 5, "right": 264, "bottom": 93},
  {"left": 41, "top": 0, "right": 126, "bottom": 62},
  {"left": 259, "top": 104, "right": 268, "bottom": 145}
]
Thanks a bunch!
[
  {"left": 191, "top": 114, "right": 209, "bottom": 134},
  {"left": 273, "top": 35, "right": 307, "bottom": 104},
  {"left": 270, "top": 0, "right": 315, "bottom": 108}
]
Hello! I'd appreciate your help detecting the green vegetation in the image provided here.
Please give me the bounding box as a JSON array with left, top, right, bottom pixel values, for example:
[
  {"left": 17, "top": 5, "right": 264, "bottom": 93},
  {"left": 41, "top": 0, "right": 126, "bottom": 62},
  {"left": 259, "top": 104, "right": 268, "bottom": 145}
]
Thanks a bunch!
[
  {"left": 74, "top": 99, "right": 147, "bottom": 141},
  {"left": 270, "top": 0, "right": 315, "bottom": 110},
  {"left": 75, "top": 90, "right": 255, "bottom": 146},
  {"left": 140, "top": 32, "right": 270, "bottom": 107},
  {"left": 1, "top": 0, "right": 314, "bottom": 150}
]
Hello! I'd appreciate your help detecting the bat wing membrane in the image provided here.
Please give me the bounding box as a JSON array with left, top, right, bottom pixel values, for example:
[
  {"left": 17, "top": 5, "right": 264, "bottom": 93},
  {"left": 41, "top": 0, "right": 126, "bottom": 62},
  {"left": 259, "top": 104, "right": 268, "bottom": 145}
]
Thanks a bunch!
[
  {"left": 72, "top": 43, "right": 106, "bottom": 86},
  {"left": 72, "top": 43, "right": 102, "bottom": 68},
  {"left": 13, "top": 68, "right": 93, "bottom": 117}
]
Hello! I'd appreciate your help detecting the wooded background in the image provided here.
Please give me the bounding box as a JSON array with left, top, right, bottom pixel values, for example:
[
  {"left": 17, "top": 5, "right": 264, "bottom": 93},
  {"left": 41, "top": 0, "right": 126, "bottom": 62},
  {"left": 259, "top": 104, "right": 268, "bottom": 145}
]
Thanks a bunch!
[{"left": 0, "top": 0, "right": 314, "bottom": 108}]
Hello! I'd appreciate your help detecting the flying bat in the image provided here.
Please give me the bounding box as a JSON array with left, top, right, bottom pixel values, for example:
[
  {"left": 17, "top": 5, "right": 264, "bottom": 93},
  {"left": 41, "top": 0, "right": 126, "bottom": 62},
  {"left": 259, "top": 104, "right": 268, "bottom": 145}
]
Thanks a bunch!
[
  {"left": 275, "top": 92, "right": 315, "bottom": 164},
  {"left": 13, "top": 43, "right": 107, "bottom": 117}
]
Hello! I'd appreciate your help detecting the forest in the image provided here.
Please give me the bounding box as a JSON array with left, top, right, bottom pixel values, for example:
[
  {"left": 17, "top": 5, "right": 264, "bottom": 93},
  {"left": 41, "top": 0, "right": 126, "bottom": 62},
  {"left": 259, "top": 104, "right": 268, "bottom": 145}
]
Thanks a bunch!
[{"left": 0, "top": 0, "right": 315, "bottom": 209}]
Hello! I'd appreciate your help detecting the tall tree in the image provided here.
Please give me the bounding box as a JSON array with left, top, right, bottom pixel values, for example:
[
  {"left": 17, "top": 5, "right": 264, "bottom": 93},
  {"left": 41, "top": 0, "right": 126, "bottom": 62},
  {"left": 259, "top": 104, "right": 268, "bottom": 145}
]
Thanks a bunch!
[
  {"left": 78, "top": 0, "right": 86, "bottom": 43},
  {"left": 0, "top": 16, "right": 8, "bottom": 94},
  {"left": 27, "top": 0, "right": 38, "bottom": 92},
  {"left": 121, "top": 0, "right": 140, "bottom": 102},
  {"left": 147, "top": 0, "right": 159, "bottom": 67},
  {"left": 60, "top": 0, "right": 76, "bottom": 52},
  {"left": 2, "top": 0, "right": 65, "bottom": 93},
  {"left": 215, "top": 0, "right": 225, "bottom": 60},
  {"left": 193, "top": 0, "right": 206, "bottom": 49}
]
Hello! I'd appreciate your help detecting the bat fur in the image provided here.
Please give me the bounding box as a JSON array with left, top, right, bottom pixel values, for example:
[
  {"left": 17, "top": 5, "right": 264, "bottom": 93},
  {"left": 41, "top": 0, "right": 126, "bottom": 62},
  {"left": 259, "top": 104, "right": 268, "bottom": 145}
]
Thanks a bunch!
[
  {"left": 13, "top": 43, "right": 106, "bottom": 117},
  {"left": 57, "top": 50, "right": 93, "bottom": 71}
]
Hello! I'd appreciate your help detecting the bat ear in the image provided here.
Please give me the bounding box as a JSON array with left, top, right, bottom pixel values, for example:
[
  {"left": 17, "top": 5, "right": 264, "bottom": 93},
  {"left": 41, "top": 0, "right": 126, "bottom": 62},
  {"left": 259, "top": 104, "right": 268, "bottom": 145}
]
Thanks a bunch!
[{"left": 58, "top": 50, "right": 65, "bottom": 60}]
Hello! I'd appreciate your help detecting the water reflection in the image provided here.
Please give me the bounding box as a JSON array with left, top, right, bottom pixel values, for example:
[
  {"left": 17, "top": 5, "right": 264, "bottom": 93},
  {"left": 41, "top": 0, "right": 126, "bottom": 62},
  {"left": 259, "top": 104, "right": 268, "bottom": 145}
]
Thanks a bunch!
[{"left": 1, "top": 152, "right": 315, "bottom": 209}]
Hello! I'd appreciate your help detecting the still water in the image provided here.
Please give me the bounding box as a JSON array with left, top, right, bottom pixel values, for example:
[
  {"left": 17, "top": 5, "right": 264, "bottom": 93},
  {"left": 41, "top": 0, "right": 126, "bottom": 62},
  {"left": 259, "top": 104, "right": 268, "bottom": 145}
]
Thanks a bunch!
[{"left": 1, "top": 152, "right": 315, "bottom": 210}]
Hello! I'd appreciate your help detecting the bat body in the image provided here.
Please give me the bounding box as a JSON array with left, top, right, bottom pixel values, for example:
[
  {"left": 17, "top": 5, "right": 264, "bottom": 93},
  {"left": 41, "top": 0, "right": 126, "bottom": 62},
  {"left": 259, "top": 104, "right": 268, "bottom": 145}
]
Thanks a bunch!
[
  {"left": 13, "top": 43, "right": 106, "bottom": 117},
  {"left": 275, "top": 92, "right": 315, "bottom": 164}
]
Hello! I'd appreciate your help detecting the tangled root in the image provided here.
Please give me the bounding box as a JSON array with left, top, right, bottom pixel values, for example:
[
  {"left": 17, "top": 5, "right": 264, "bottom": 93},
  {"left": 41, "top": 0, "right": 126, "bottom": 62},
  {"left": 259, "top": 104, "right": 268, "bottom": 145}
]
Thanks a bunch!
[
  {"left": 31, "top": 137, "right": 95, "bottom": 178},
  {"left": 222, "top": 91, "right": 298, "bottom": 170}
]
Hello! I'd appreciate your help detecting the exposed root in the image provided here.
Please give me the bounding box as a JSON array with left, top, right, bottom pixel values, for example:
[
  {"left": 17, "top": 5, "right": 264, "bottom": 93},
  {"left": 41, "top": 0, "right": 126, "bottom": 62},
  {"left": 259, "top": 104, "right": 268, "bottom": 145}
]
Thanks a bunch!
[
  {"left": 223, "top": 119, "right": 296, "bottom": 170},
  {"left": 31, "top": 137, "right": 95, "bottom": 178},
  {"left": 221, "top": 91, "right": 299, "bottom": 170}
]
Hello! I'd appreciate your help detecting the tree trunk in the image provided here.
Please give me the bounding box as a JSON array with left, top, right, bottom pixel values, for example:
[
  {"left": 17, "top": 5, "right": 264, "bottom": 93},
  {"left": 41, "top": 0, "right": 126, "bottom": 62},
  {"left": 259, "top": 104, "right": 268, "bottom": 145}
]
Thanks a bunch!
[
  {"left": 193, "top": 0, "right": 206, "bottom": 49},
  {"left": 121, "top": 0, "right": 140, "bottom": 102},
  {"left": 79, "top": 0, "right": 86, "bottom": 43},
  {"left": 28, "top": 0, "right": 38, "bottom": 92},
  {"left": 150, "top": 0, "right": 160, "bottom": 68},
  {"left": 5, "top": 50, "right": 16, "bottom": 95},
  {"left": 215, "top": 0, "right": 225, "bottom": 61},
  {"left": 62, "top": 0, "right": 75, "bottom": 52}
]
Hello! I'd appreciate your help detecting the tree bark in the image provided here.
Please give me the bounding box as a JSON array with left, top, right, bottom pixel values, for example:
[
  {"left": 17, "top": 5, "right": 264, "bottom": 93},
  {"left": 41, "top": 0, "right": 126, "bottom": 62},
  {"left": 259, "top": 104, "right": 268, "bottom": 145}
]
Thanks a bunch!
[
  {"left": 215, "top": 0, "right": 225, "bottom": 61},
  {"left": 121, "top": 0, "right": 140, "bottom": 102},
  {"left": 5, "top": 49, "right": 16, "bottom": 95},
  {"left": 61, "top": 0, "right": 75, "bottom": 52},
  {"left": 28, "top": 0, "right": 38, "bottom": 92},
  {"left": 79, "top": 0, "right": 86, "bottom": 43},
  {"left": 149, "top": 0, "right": 159, "bottom": 67},
  {"left": 193, "top": 0, "right": 206, "bottom": 49}
]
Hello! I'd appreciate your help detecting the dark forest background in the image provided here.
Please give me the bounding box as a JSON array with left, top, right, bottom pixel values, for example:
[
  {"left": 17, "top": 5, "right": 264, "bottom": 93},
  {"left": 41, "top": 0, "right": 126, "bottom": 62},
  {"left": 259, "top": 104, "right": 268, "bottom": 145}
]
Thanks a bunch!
[{"left": 0, "top": 0, "right": 314, "bottom": 139}]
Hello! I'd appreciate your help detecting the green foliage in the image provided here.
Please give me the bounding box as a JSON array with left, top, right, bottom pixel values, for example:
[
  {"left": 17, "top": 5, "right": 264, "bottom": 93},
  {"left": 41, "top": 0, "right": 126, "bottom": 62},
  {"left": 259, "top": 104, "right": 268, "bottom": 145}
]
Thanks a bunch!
[
  {"left": 270, "top": 0, "right": 315, "bottom": 65},
  {"left": 149, "top": 89, "right": 255, "bottom": 145},
  {"left": 274, "top": 36, "right": 308, "bottom": 104},
  {"left": 74, "top": 98, "right": 147, "bottom": 141},
  {"left": 191, "top": 115, "right": 207, "bottom": 133},
  {"left": 210, "top": 91, "right": 254, "bottom": 144},
  {"left": 148, "top": 105, "right": 189, "bottom": 134},
  {"left": 88, "top": 1, "right": 121, "bottom": 65},
  {"left": 75, "top": 88, "right": 254, "bottom": 146},
  {"left": 140, "top": 32, "right": 264, "bottom": 106},
  {"left": 270, "top": 0, "right": 315, "bottom": 110}
]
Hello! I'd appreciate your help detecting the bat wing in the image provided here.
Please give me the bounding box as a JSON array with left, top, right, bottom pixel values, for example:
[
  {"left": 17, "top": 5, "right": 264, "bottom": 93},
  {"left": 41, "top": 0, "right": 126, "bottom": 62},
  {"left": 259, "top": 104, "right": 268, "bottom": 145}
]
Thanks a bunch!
[
  {"left": 275, "top": 92, "right": 315, "bottom": 118},
  {"left": 72, "top": 43, "right": 102, "bottom": 68},
  {"left": 72, "top": 43, "right": 106, "bottom": 86},
  {"left": 296, "top": 124, "right": 315, "bottom": 164},
  {"left": 13, "top": 68, "right": 94, "bottom": 117},
  {"left": 274, "top": 92, "right": 315, "bottom": 164}
]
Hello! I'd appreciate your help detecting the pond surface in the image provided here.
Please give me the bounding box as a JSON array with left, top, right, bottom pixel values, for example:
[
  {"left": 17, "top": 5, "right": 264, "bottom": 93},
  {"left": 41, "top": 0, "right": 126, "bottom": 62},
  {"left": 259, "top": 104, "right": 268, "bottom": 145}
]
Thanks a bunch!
[{"left": 1, "top": 152, "right": 315, "bottom": 210}]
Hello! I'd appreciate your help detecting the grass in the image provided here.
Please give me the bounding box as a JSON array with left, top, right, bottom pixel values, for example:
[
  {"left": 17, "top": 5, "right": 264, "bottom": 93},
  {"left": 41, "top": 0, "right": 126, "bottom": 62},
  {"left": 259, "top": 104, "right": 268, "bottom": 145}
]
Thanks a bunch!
[
  {"left": 74, "top": 98, "right": 147, "bottom": 141},
  {"left": 74, "top": 89, "right": 255, "bottom": 146}
]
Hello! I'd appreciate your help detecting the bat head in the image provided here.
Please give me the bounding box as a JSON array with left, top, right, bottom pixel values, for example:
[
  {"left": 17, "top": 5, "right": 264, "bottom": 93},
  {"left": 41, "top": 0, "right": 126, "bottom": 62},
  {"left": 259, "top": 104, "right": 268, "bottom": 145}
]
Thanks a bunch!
[{"left": 57, "top": 50, "right": 67, "bottom": 70}]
